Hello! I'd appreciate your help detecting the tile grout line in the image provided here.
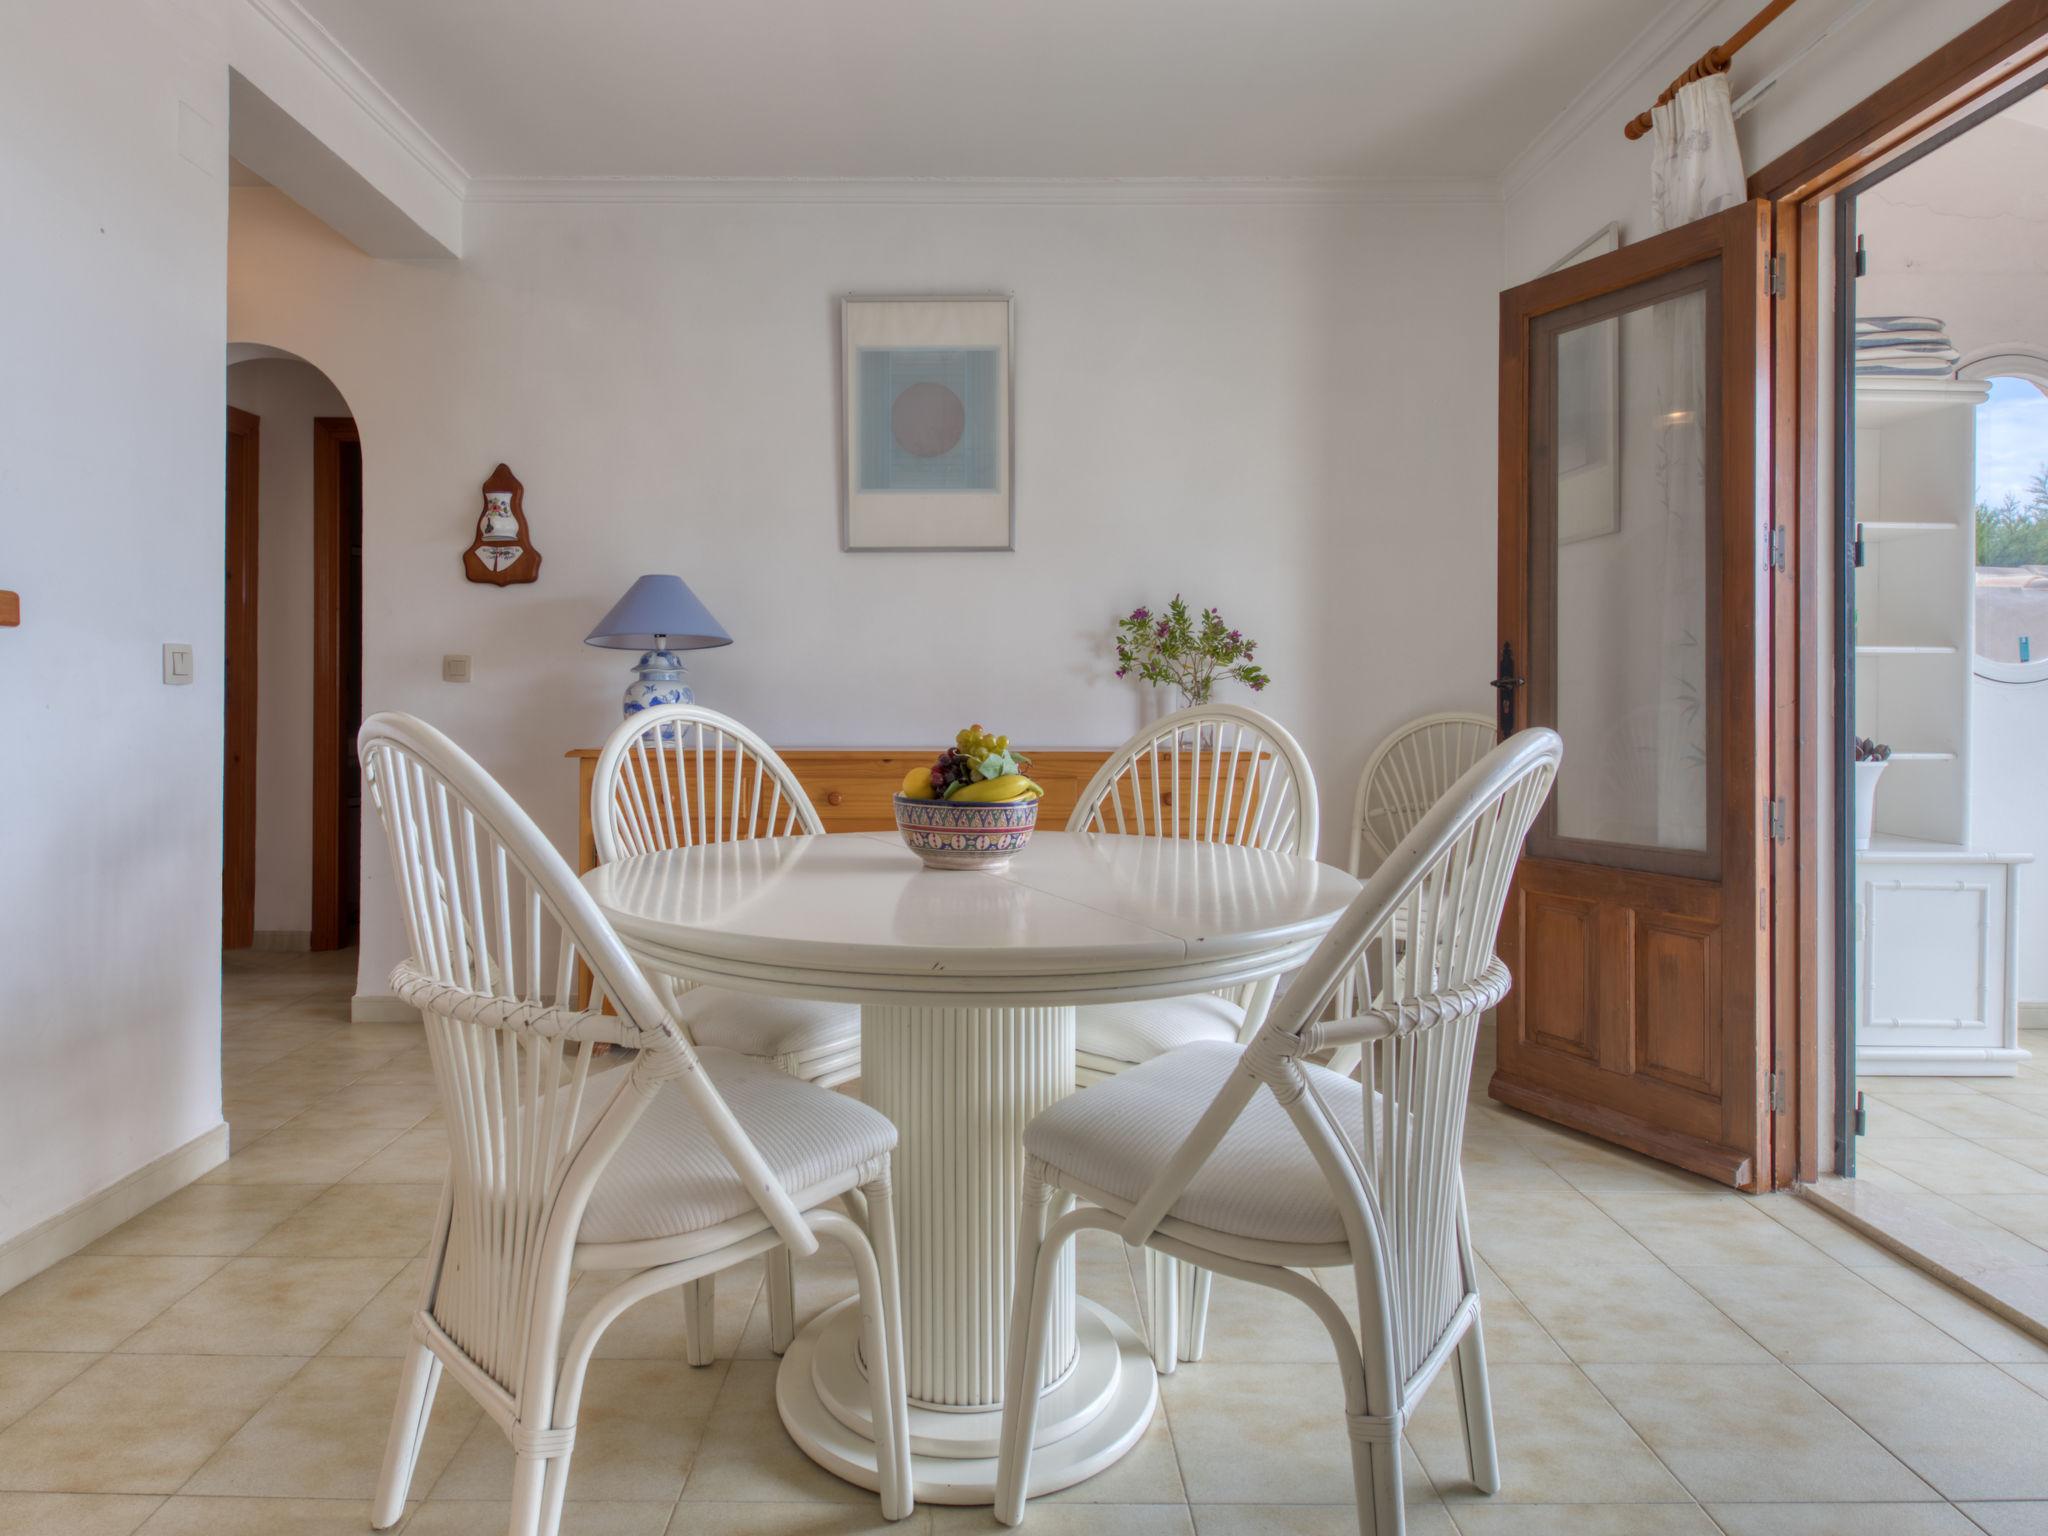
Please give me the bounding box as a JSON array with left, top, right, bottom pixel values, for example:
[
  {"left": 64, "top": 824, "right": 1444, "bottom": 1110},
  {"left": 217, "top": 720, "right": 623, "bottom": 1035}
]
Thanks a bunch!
[{"left": 1463, "top": 1251, "right": 1718, "bottom": 1524}]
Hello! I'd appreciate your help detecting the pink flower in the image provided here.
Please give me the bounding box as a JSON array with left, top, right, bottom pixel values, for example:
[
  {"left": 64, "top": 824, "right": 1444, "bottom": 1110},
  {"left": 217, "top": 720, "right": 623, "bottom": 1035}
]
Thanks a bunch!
[{"left": 1129, "top": 606, "right": 1150, "bottom": 622}]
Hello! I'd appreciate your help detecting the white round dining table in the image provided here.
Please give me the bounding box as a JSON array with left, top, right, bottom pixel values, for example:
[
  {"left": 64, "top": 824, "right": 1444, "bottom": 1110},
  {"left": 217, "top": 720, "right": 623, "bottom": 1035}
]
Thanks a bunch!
[{"left": 582, "top": 829, "right": 1361, "bottom": 1505}]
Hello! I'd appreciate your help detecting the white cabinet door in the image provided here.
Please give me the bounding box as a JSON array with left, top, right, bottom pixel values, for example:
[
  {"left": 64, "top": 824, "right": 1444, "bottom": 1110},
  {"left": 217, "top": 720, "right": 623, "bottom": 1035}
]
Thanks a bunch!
[{"left": 1858, "top": 855, "right": 2023, "bottom": 1075}]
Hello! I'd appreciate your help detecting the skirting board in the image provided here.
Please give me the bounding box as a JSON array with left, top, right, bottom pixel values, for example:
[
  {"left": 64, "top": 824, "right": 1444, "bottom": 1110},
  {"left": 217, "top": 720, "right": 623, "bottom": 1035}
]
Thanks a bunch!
[
  {"left": 0, "top": 1122, "right": 229, "bottom": 1296},
  {"left": 2022, "top": 1001, "right": 2048, "bottom": 1033},
  {"left": 351, "top": 993, "right": 419, "bottom": 1024},
  {"left": 252, "top": 930, "right": 312, "bottom": 952}
]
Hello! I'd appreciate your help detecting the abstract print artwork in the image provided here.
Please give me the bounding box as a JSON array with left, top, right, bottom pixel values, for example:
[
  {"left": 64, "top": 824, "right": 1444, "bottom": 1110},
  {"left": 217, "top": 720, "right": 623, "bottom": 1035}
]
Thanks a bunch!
[
  {"left": 858, "top": 347, "right": 1001, "bottom": 492},
  {"left": 843, "top": 295, "right": 1012, "bottom": 550}
]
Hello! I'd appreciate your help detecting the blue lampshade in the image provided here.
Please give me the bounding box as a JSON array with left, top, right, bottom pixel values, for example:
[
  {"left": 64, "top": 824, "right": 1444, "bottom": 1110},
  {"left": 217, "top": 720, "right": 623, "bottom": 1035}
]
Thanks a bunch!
[{"left": 583, "top": 574, "right": 732, "bottom": 652}]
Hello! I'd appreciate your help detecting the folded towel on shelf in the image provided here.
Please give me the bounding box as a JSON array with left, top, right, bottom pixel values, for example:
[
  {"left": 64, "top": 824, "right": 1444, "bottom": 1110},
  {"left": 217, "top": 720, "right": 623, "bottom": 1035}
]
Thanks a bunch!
[
  {"left": 1856, "top": 315, "right": 1946, "bottom": 334},
  {"left": 1856, "top": 360, "right": 1960, "bottom": 377},
  {"left": 1857, "top": 349, "right": 1959, "bottom": 367},
  {"left": 1853, "top": 312, "right": 1958, "bottom": 377}
]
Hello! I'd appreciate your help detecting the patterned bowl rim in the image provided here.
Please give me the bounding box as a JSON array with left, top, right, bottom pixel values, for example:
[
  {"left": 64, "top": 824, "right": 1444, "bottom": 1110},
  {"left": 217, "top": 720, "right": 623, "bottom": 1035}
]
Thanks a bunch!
[{"left": 893, "top": 792, "right": 1039, "bottom": 815}]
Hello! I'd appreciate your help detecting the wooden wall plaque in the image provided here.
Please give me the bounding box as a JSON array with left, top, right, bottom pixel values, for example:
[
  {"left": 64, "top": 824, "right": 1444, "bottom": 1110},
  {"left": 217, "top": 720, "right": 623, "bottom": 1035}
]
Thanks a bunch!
[{"left": 464, "top": 464, "right": 542, "bottom": 586}]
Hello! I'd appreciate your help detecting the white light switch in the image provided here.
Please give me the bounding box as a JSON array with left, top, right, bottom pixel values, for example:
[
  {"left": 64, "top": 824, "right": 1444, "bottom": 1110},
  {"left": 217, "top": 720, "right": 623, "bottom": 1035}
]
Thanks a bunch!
[
  {"left": 442, "top": 655, "right": 471, "bottom": 683},
  {"left": 163, "top": 643, "right": 194, "bottom": 684}
]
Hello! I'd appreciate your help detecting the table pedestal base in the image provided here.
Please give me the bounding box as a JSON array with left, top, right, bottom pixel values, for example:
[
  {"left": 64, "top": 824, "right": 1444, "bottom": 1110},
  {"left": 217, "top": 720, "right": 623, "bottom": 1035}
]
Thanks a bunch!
[{"left": 776, "top": 1295, "right": 1156, "bottom": 1505}]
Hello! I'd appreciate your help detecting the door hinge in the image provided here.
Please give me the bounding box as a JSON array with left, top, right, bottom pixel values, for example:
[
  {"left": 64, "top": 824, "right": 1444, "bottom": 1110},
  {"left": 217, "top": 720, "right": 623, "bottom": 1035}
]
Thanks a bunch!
[
  {"left": 1768, "top": 1070, "right": 1787, "bottom": 1115},
  {"left": 1854, "top": 235, "right": 1868, "bottom": 277},
  {"left": 1767, "top": 254, "right": 1787, "bottom": 297},
  {"left": 1852, "top": 522, "right": 1867, "bottom": 568},
  {"left": 1768, "top": 797, "right": 1789, "bottom": 843},
  {"left": 1853, "top": 1090, "right": 1868, "bottom": 1137},
  {"left": 1768, "top": 525, "right": 1787, "bottom": 571}
]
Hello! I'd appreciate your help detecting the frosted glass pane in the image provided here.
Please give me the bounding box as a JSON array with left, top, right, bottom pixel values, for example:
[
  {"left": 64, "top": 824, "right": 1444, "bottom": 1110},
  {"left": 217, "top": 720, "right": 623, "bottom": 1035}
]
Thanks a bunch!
[{"left": 1550, "top": 291, "right": 1710, "bottom": 852}]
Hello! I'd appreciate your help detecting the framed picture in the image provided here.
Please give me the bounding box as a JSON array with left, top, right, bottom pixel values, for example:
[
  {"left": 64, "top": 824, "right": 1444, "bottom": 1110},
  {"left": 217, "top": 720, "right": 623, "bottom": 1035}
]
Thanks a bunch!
[
  {"left": 1548, "top": 223, "right": 1622, "bottom": 544},
  {"left": 841, "top": 294, "right": 1014, "bottom": 552}
]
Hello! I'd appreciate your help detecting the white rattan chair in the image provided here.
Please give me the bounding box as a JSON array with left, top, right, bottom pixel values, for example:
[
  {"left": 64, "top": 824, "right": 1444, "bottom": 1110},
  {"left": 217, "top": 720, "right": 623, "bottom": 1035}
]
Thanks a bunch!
[
  {"left": 591, "top": 703, "right": 861, "bottom": 1360},
  {"left": 1351, "top": 713, "right": 1497, "bottom": 873},
  {"left": 1000, "top": 728, "right": 1561, "bottom": 1536},
  {"left": 1065, "top": 702, "right": 1319, "bottom": 1370},
  {"left": 361, "top": 713, "right": 911, "bottom": 1535}
]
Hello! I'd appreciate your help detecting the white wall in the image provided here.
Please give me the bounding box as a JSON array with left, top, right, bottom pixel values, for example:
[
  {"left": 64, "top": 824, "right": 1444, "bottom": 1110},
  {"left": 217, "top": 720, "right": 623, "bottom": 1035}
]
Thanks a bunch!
[
  {"left": 1, "top": 0, "right": 462, "bottom": 1273},
  {"left": 1974, "top": 675, "right": 2048, "bottom": 1003},
  {"left": 1503, "top": 0, "right": 2013, "bottom": 281},
  {"left": 1856, "top": 112, "right": 2048, "bottom": 366},
  {"left": 0, "top": 0, "right": 230, "bottom": 1249},
  {"left": 225, "top": 357, "right": 353, "bottom": 937},
  {"left": 226, "top": 183, "right": 1505, "bottom": 999}
]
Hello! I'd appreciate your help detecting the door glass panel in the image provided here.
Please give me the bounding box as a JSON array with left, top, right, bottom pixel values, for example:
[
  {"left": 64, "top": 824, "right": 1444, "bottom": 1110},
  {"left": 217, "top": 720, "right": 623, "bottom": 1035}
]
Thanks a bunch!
[{"left": 1536, "top": 274, "right": 1719, "bottom": 871}]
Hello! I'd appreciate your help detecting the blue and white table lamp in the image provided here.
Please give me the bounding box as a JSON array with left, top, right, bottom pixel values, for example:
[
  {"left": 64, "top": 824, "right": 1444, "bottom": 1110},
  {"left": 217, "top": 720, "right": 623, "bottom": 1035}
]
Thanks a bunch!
[{"left": 584, "top": 574, "right": 732, "bottom": 730}]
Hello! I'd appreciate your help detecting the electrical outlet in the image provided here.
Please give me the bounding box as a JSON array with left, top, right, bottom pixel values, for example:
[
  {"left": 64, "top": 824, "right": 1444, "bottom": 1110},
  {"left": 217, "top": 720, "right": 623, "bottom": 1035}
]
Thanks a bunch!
[
  {"left": 163, "top": 643, "right": 194, "bottom": 684},
  {"left": 442, "top": 655, "right": 471, "bottom": 683}
]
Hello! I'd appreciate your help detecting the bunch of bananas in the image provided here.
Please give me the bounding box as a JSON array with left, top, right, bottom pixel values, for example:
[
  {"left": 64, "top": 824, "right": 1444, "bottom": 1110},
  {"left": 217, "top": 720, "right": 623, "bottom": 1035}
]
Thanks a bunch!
[{"left": 899, "top": 724, "right": 1044, "bottom": 803}]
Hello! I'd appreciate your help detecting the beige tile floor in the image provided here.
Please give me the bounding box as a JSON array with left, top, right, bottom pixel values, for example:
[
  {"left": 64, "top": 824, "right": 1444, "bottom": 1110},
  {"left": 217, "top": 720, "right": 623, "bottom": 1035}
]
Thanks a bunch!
[
  {"left": 6, "top": 950, "right": 2048, "bottom": 1534},
  {"left": 1853, "top": 1053, "right": 2048, "bottom": 1265}
]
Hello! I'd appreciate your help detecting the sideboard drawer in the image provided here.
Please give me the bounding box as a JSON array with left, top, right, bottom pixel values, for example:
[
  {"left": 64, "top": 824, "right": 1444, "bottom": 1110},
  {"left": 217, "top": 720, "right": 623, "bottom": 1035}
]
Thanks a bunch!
[{"left": 797, "top": 754, "right": 932, "bottom": 832}]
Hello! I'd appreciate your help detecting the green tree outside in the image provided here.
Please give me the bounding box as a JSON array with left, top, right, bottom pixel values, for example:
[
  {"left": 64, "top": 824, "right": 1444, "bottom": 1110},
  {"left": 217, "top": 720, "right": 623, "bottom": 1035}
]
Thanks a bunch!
[{"left": 1976, "top": 465, "right": 2048, "bottom": 567}]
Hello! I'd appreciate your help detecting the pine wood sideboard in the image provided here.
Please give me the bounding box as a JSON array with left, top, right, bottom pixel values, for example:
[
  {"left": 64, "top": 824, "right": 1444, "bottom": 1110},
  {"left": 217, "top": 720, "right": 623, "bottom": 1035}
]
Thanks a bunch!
[
  {"left": 569, "top": 747, "right": 1126, "bottom": 872},
  {"left": 568, "top": 744, "right": 1267, "bottom": 871}
]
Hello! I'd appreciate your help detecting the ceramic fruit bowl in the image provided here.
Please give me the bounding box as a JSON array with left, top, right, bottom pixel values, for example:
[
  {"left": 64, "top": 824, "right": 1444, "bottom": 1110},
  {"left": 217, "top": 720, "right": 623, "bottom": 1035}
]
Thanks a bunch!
[{"left": 894, "top": 793, "right": 1038, "bottom": 872}]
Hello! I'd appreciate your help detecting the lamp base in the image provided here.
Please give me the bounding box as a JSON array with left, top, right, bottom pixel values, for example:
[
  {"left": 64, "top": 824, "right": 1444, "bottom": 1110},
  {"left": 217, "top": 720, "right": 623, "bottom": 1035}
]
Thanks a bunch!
[{"left": 624, "top": 649, "right": 694, "bottom": 739}]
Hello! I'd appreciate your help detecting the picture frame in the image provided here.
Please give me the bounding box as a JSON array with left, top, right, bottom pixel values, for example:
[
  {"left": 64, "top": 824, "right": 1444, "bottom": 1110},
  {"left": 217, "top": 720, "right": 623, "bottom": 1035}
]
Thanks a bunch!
[
  {"left": 1547, "top": 223, "right": 1622, "bottom": 545},
  {"left": 841, "top": 293, "right": 1014, "bottom": 552}
]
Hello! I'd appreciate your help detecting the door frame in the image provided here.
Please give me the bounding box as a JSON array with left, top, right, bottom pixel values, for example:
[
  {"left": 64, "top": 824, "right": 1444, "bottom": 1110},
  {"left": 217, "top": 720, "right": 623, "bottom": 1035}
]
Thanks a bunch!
[
  {"left": 224, "top": 406, "right": 260, "bottom": 951},
  {"left": 1749, "top": 0, "right": 2048, "bottom": 1179},
  {"left": 311, "top": 415, "right": 360, "bottom": 952}
]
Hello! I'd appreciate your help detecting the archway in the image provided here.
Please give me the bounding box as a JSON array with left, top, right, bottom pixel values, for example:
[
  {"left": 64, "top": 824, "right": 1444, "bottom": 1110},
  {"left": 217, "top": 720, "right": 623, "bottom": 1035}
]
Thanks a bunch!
[{"left": 223, "top": 346, "right": 364, "bottom": 953}]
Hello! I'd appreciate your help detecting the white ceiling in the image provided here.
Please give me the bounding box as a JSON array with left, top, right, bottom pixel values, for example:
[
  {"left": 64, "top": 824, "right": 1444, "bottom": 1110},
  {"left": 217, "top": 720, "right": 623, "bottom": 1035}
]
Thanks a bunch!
[{"left": 292, "top": 0, "right": 1671, "bottom": 183}]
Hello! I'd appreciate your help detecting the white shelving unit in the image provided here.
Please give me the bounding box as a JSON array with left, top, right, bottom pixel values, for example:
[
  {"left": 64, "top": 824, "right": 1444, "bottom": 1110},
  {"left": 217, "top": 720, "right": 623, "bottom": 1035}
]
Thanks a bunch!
[
  {"left": 1853, "top": 377, "right": 2029, "bottom": 1076},
  {"left": 1852, "top": 379, "right": 1984, "bottom": 843}
]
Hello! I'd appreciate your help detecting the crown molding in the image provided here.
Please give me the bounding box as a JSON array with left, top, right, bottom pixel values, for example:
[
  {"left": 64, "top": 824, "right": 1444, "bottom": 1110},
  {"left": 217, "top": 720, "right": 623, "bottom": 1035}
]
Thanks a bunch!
[
  {"left": 1499, "top": 0, "right": 1724, "bottom": 203},
  {"left": 462, "top": 174, "right": 1503, "bottom": 207},
  {"left": 239, "top": 0, "right": 471, "bottom": 200}
]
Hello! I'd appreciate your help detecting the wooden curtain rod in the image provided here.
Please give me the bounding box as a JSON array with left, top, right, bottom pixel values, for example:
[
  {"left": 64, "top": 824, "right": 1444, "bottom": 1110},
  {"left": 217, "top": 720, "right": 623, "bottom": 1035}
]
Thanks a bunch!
[{"left": 1624, "top": 0, "right": 1803, "bottom": 139}]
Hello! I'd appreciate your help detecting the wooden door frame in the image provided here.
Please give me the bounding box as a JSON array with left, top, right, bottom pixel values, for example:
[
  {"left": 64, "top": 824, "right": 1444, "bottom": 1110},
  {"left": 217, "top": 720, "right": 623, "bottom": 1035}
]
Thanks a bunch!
[
  {"left": 312, "top": 416, "right": 360, "bottom": 952},
  {"left": 224, "top": 406, "right": 260, "bottom": 950},
  {"left": 1750, "top": 0, "right": 2048, "bottom": 1180}
]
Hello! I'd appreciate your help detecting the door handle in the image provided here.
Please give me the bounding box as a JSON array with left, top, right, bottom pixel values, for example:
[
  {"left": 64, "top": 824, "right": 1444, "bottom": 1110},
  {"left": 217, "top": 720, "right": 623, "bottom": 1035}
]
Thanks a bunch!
[{"left": 1491, "top": 642, "right": 1525, "bottom": 736}]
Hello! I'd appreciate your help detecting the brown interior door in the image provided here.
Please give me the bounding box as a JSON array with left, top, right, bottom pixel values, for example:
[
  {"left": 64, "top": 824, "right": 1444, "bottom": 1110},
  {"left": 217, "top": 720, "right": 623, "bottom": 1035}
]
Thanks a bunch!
[
  {"left": 223, "top": 406, "right": 260, "bottom": 951},
  {"left": 1493, "top": 200, "right": 1778, "bottom": 1191},
  {"left": 313, "top": 417, "right": 362, "bottom": 951}
]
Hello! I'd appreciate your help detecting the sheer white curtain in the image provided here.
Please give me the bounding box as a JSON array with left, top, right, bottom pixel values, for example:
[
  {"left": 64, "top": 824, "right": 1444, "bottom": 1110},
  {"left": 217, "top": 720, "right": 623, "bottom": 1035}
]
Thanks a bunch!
[{"left": 1648, "top": 74, "right": 1744, "bottom": 851}]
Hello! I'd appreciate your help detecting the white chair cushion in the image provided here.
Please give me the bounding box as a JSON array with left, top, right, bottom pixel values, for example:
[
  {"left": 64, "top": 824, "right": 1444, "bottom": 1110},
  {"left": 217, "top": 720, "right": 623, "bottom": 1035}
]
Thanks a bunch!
[
  {"left": 1024, "top": 1040, "right": 1366, "bottom": 1246},
  {"left": 673, "top": 986, "right": 861, "bottom": 1063},
  {"left": 580, "top": 1047, "right": 895, "bottom": 1245},
  {"left": 1073, "top": 995, "right": 1246, "bottom": 1069}
]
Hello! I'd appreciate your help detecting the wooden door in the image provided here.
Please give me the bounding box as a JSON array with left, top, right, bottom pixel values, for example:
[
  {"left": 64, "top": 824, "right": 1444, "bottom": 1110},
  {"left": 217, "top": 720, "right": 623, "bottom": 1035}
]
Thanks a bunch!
[
  {"left": 313, "top": 417, "right": 362, "bottom": 950},
  {"left": 223, "top": 406, "right": 260, "bottom": 950},
  {"left": 1493, "top": 201, "right": 1779, "bottom": 1190}
]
